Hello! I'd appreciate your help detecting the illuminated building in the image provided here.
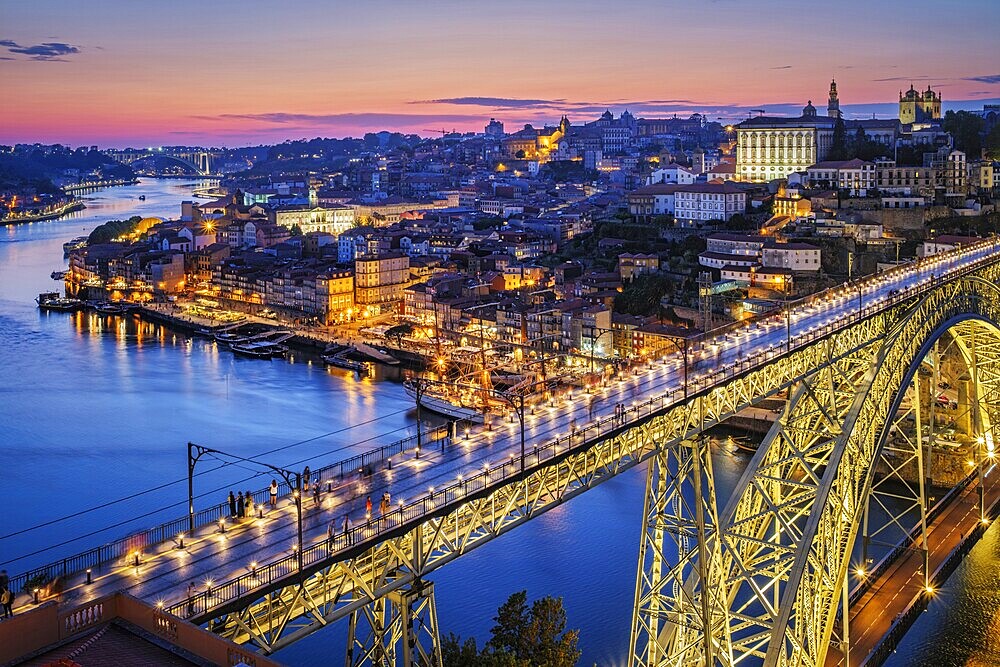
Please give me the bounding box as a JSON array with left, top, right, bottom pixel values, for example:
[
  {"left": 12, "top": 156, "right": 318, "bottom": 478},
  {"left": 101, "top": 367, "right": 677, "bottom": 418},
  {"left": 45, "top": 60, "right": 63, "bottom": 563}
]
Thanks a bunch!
[
  {"left": 899, "top": 84, "right": 942, "bottom": 124},
  {"left": 827, "top": 79, "right": 841, "bottom": 119},
  {"left": 502, "top": 117, "right": 570, "bottom": 162},
  {"left": 271, "top": 204, "right": 354, "bottom": 235},
  {"left": 736, "top": 87, "right": 898, "bottom": 182}
]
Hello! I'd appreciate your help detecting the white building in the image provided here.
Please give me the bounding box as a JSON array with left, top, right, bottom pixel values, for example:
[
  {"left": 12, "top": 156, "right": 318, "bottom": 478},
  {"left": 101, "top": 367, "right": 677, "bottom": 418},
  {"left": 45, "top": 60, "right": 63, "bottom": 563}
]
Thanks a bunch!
[
  {"left": 806, "top": 158, "right": 876, "bottom": 196},
  {"left": 272, "top": 205, "right": 355, "bottom": 235},
  {"left": 674, "top": 183, "right": 746, "bottom": 224},
  {"left": 646, "top": 164, "right": 696, "bottom": 185},
  {"left": 627, "top": 184, "right": 679, "bottom": 219},
  {"left": 920, "top": 235, "right": 981, "bottom": 257},
  {"left": 761, "top": 242, "right": 822, "bottom": 273}
]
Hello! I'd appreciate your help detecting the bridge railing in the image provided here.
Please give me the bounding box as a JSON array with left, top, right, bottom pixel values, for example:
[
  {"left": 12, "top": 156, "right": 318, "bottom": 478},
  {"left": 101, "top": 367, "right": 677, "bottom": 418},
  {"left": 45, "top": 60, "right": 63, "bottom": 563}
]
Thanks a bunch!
[{"left": 5, "top": 425, "right": 448, "bottom": 597}]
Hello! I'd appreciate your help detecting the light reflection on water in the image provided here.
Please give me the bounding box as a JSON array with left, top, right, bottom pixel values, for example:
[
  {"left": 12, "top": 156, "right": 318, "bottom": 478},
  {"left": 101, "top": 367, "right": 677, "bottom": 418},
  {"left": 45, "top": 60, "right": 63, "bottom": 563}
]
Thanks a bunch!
[{"left": 1, "top": 179, "right": 996, "bottom": 666}]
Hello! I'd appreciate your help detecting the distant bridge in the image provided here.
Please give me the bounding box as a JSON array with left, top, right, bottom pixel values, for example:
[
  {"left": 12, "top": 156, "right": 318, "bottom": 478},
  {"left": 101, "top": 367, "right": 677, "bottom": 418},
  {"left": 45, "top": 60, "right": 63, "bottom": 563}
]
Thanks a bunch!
[{"left": 106, "top": 148, "right": 219, "bottom": 176}]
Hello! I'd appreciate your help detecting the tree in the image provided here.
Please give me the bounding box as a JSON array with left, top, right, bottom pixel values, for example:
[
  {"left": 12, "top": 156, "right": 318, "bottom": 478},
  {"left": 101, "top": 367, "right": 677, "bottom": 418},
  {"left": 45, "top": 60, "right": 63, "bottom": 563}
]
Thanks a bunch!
[
  {"left": 521, "top": 596, "right": 581, "bottom": 667},
  {"left": 828, "top": 117, "right": 848, "bottom": 161},
  {"left": 384, "top": 322, "right": 414, "bottom": 346},
  {"left": 442, "top": 633, "right": 483, "bottom": 666},
  {"left": 985, "top": 122, "right": 1000, "bottom": 160},
  {"left": 443, "top": 591, "right": 581, "bottom": 667},
  {"left": 943, "top": 110, "right": 984, "bottom": 158}
]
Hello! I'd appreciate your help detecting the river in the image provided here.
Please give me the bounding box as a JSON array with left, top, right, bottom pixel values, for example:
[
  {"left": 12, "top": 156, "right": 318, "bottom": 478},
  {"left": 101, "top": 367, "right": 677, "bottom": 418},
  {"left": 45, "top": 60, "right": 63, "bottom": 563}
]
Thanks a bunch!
[{"left": 1, "top": 178, "right": 995, "bottom": 665}]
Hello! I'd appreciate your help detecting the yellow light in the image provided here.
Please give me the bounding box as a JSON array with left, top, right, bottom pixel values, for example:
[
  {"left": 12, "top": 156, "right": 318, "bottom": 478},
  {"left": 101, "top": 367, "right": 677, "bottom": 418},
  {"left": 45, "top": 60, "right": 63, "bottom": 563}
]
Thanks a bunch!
[{"left": 855, "top": 567, "right": 866, "bottom": 577}]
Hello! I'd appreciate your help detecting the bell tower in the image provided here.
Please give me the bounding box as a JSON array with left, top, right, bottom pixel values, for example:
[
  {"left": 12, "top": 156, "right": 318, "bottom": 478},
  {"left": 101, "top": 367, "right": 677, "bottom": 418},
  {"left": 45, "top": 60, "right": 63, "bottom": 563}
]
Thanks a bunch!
[{"left": 827, "top": 79, "right": 841, "bottom": 119}]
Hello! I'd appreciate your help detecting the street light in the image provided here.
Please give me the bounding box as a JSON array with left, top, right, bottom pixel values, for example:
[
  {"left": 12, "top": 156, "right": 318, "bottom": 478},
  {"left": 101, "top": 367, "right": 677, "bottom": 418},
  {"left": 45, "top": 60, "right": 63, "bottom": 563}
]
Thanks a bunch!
[{"left": 186, "top": 442, "right": 305, "bottom": 571}]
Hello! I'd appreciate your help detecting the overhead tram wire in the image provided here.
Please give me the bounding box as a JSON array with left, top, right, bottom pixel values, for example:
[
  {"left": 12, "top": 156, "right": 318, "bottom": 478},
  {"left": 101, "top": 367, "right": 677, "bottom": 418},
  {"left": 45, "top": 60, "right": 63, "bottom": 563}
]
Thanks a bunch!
[
  {"left": 0, "top": 407, "right": 413, "bottom": 543},
  {"left": 2, "top": 361, "right": 692, "bottom": 570}
]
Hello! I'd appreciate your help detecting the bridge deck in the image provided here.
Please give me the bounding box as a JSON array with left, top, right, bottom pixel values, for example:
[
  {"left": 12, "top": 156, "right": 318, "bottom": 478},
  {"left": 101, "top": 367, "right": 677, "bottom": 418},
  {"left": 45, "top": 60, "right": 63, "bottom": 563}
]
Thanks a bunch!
[{"left": 9, "top": 239, "right": 1000, "bottom": 648}]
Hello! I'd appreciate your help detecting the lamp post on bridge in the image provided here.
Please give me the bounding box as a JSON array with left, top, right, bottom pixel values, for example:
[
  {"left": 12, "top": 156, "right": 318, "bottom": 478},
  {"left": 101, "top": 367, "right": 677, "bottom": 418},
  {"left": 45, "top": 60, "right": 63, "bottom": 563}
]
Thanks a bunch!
[
  {"left": 186, "top": 443, "right": 305, "bottom": 571},
  {"left": 588, "top": 326, "right": 616, "bottom": 379}
]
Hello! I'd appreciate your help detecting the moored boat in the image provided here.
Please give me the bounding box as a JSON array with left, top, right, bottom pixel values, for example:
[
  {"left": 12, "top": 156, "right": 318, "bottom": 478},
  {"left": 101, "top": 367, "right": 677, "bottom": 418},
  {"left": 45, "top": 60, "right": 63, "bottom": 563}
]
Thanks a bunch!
[
  {"left": 231, "top": 341, "right": 287, "bottom": 359},
  {"left": 93, "top": 301, "right": 125, "bottom": 315},
  {"left": 36, "top": 292, "right": 82, "bottom": 312},
  {"left": 403, "top": 379, "right": 488, "bottom": 423}
]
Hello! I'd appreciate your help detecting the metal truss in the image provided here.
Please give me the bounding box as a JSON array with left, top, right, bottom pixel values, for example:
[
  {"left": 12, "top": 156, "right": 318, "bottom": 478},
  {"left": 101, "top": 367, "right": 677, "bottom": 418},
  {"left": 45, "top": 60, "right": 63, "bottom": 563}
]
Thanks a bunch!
[
  {"left": 175, "top": 262, "right": 1000, "bottom": 667},
  {"left": 202, "top": 301, "right": 894, "bottom": 658},
  {"left": 346, "top": 580, "right": 441, "bottom": 667},
  {"left": 713, "top": 274, "right": 1000, "bottom": 667},
  {"left": 630, "top": 437, "right": 732, "bottom": 667}
]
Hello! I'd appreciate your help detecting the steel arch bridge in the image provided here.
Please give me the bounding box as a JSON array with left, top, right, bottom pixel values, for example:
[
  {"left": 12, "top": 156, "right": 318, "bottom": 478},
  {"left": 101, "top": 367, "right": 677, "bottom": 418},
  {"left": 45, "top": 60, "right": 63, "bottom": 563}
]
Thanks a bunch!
[
  {"left": 107, "top": 148, "right": 216, "bottom": 175},
  {"left": 147, "top": 242, "right": 1000, "bottom": 667},
  {"left": 632, "top": 271, "right": 1000, "bottom": 667}
]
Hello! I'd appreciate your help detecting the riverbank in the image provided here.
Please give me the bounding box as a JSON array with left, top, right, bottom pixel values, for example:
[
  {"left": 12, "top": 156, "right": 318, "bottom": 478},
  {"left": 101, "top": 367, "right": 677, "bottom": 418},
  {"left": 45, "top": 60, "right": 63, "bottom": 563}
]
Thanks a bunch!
[{"left": 2, "top": 200, "right": 86, "bottom": 225}]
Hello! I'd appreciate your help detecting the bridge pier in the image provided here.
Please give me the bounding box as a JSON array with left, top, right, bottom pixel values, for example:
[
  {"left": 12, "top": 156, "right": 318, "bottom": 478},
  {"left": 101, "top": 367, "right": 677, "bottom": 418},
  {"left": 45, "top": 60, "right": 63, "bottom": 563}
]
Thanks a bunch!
[
  {"left": 346, "top": 579, "right": 442, "bottom": 667},
  {"left": 630, "top": 438, "right": 731, "bottom": 667}
]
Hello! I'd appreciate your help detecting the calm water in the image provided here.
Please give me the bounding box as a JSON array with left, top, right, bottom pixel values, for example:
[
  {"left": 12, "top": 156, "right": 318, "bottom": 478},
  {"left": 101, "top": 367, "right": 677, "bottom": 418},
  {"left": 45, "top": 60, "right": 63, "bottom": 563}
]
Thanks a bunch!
[{"left": 1, "top": 179, "right": 995, "bottom": 665}]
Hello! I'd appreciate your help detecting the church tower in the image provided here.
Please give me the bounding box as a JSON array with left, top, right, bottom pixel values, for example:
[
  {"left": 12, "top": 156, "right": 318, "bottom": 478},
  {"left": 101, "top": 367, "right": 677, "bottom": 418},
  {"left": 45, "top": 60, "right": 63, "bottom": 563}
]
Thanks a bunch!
[{"left": 827, "top": 79, "right": 841, "bottom": 119}]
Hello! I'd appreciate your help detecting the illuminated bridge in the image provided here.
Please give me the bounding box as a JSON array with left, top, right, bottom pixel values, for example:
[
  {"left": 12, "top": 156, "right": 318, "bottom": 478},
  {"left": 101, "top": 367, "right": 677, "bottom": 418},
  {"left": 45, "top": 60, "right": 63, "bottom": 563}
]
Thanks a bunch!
[
  {"left": 9, "top": 238, "right": 1000, "bottom": 666},
  {"left": 106, "top": 147, "right": 220, "bottom": 176}
]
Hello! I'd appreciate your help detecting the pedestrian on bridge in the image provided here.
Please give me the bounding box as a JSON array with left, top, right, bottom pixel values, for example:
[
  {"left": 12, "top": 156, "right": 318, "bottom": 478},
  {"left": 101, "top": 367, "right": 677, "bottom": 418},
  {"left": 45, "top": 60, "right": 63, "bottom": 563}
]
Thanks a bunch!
[
  {"left": 245, "top": 490, "right": 254, "bottom": 519},
  {"left": 236, "top": 492, "right": 245, "bottom": 519},
  {"left": 269, "top": 480, "right": 278, "bottom": 508},
  {"left": 1, "top": 586, "right": 12, "bottom": 619},
  {"left": 312, "top": 482, "right": 321, "bottom": 509},
  {"left": 186, "top": 581, "right": 196, "bottom": 617},
  {"left": 228, "top": 491, "right": 237, "bottom": 519},
  {"left": 365, "top": 496, "right": 373, "bottom": 518},
  {"left": 343, "top": 514, "right": 352, "bottom": 545}
]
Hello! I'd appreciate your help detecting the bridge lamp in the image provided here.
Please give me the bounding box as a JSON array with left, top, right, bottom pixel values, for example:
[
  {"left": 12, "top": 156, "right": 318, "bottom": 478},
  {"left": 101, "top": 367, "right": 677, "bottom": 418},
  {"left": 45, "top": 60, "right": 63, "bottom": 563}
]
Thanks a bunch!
[
  {"left": 250, "top": 562, "right": 258, "bottom": 578},
  {"left": 855, "top": 566, "right": 866, "bottom": 578},
  {"left": 924, "top": 585, "right": 935, "bottom": 595},
  {"left": 205, "top": 579, "right": 214, "bottom": 597},
  {"left": 156, "top": 600, "right": 165, "bottom": 610}
]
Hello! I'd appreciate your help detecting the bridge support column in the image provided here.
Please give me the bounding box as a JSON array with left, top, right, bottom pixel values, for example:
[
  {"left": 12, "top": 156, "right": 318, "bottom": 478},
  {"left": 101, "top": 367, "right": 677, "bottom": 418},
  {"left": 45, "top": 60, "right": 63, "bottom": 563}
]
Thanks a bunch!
[
  {"left": 861, "top": 367, "right": 930, "bottom": 585},
  {"left": 346, "top": 579, "right": 441, "bottom": 667},
  {"left": 629, "top": 438, "right": 731, "bottom": 667}
]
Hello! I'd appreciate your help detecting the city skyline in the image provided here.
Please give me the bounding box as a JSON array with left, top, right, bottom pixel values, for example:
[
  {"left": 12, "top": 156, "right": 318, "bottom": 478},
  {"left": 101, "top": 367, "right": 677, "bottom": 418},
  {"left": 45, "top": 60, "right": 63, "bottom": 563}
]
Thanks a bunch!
[{"left": 1, "top": 0, "right": 998, "bottom": 147}]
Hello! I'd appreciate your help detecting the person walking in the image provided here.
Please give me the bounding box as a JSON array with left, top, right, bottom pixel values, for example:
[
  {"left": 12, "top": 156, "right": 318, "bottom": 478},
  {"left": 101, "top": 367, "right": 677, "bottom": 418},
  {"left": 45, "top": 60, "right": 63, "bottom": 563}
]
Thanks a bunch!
[
  {"left": 312, "top": 482, "right": 321, "bottom": 509},
  {"left": 327, "top": 521, "right": 336, "bottom": 552},
  {"left": 303, "top": 466, "right": 311, "bottom": 491},
  {"left": 269, "top": 479, "right": 278, "bottom": 508},
  {"left": 1, "top": 586, "right": 12, "bottom": 619},
  {"left": 186, "top": 581, "right": 196, "bottom": 617},
  {"left": 343, "top": 514, "right": 352, "bottom": 545},
  {"left": 245, "top": 490, "right": 255, "bottom": 519},
  {"left": 379, "top": 495, "right": 389, "bottom": 517},
  {"left": 365, "top": 496, "right": 372, "bottom": 517},
  {"left": 228, "top": 491, "right": 237, "bottom": 519},
  {"left": 236, "top": 492, "right": 245, "bottom": 520}
]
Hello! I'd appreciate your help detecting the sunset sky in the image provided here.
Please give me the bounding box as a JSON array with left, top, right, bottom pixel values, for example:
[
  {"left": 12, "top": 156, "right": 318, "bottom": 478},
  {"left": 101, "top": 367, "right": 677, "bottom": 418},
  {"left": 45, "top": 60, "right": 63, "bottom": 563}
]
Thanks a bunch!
[{"left": 2, "top": 0, "right": 998, "bottom": 148}]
